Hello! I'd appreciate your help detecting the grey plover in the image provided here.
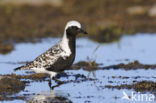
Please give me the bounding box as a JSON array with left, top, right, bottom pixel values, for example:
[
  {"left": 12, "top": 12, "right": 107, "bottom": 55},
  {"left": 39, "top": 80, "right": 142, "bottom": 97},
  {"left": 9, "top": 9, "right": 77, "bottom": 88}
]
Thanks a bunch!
[{"left": 15, "top": 20, "right": 87, "bottom": 79}]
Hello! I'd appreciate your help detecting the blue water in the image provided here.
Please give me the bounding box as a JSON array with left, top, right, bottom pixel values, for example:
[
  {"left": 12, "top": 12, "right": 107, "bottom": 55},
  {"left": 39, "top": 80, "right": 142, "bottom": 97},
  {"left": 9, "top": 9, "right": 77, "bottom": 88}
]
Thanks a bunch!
[{"left": 0, "top": 33, "right": 156, "bottom": 103}]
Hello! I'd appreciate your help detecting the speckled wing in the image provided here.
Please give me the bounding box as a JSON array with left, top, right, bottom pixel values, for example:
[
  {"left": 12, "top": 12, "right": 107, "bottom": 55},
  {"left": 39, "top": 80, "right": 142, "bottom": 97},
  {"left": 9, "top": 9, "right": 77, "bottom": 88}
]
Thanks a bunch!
[
  {"left": 33, "top": 43, "right": 63, "bottom": 68},
  {"left": 14, "top": 43, "right": 63, "bottom": 71}
]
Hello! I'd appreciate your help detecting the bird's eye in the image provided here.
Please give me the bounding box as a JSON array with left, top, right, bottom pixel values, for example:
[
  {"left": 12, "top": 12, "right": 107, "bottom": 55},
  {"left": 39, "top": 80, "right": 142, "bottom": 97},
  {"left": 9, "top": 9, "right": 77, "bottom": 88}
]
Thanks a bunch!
[
  {"left": 75, "top": 27, "right": 78, "bottom": 30},
  {"left": 71, "top": 26, "right": 78, "bottom": 30}
]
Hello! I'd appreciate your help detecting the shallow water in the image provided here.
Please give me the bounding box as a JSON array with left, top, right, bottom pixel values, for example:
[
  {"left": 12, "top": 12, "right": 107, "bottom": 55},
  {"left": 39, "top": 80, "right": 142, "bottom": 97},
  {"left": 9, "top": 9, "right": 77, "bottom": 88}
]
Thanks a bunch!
[{"left": 0, "top": 33, "right": 156, "bottom": 103}]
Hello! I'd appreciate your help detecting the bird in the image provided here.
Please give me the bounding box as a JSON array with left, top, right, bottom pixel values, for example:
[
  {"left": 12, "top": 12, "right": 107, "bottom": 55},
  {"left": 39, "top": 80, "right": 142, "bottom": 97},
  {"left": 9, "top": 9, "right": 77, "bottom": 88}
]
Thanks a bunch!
[{"left": 14, "top": 20, "right": 87, "bottom": 84}]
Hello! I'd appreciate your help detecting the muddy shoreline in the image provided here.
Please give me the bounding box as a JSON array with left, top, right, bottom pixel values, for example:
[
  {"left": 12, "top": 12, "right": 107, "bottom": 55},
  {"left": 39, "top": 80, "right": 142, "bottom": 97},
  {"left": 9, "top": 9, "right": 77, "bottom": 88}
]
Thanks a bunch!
[{"left": 1, "top": 60, "right": 156, "bottom": 101}]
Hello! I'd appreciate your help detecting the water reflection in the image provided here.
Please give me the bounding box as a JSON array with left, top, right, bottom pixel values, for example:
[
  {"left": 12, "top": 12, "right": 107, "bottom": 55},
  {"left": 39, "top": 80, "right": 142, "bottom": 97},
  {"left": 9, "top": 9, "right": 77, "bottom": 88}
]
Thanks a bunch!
[{"left": 27, "top": 89, "right": 72, "bottom": 103}]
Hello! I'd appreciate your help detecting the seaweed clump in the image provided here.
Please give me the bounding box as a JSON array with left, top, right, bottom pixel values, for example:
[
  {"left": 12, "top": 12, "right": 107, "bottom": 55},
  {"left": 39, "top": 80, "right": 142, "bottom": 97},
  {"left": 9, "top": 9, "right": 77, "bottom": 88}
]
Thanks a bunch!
[
  {"left": 102, "top": 60, "right": 156, "bottom": 70},
  {"left": 0, "top": 77, "right": 25, "bottom": 101},
  {"left": 0, "top": 77, "right": 25, "bottom": 93},
  {"left": 72, "top": 60, "right": 156, "bottom": 71},
  {"left": 71, "top": 61, "right": 100, "bottom": 71},
  {"left": 105, "top": 81, "right": 156, "bottom": 92},
  {"left": 7, "top": 73, "right": 48, "bottom": 81}
]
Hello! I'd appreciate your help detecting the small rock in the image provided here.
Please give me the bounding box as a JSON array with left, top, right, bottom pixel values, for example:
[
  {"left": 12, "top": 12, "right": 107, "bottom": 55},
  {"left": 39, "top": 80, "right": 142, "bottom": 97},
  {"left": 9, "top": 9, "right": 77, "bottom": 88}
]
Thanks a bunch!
[{"left": 127, "top": 6, "right": 147, "bottom": 16}]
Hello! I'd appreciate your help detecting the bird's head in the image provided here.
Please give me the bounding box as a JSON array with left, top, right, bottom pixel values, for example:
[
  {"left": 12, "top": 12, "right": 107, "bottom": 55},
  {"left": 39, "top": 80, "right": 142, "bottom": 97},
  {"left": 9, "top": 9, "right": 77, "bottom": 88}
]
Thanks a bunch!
[{"left": 65, "top": 20, "right": 87, "bottom": 37}]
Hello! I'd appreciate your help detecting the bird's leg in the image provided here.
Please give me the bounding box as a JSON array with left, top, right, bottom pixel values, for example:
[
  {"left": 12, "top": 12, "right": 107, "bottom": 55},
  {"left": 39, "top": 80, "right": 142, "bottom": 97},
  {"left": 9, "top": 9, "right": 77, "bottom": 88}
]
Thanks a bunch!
[
  {"left": 48, "top": 77, "right": 64, "bottom": 89},
  {"left": 48, "top": 78, "right": 52, "bottom": 88}
]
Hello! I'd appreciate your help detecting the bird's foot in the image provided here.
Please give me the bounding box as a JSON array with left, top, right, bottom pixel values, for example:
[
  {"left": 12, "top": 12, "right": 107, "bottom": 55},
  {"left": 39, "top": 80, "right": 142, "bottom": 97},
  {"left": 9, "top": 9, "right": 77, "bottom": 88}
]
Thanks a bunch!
[{"left": 48, "top": 77, "right": 64, "bottom": 89}]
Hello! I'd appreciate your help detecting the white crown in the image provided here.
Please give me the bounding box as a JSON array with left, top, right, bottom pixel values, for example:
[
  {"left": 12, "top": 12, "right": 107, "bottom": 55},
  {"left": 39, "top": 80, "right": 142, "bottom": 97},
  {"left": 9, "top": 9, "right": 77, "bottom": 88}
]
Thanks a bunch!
[{"left": 65, "top": 20, "right": 81, "bottom": 30}]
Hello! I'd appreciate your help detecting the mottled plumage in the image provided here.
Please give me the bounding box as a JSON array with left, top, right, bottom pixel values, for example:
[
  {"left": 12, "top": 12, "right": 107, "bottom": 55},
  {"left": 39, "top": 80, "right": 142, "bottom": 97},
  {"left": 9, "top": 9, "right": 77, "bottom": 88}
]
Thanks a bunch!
[{"left": 15, "top": 20, "right": 87, "bottom": 78}]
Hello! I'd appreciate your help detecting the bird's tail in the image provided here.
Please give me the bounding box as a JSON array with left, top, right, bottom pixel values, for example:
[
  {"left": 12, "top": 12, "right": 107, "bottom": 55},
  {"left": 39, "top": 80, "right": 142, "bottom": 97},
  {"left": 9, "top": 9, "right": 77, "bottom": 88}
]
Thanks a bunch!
[
  {"left": 14, "top": 61, "right": 32, "bottom": 71},
  {"left": 14, "top": 66, "right": 25, "bottom": 71}
]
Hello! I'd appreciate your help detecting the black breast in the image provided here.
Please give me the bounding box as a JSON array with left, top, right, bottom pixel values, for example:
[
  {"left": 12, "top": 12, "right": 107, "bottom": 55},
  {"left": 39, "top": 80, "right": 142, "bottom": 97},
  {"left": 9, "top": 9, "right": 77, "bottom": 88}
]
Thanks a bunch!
[
  {"left": 46, "top": 53, "right": 75, "bottom": 72},
  {"left": 46, "top": 26, "right": 77, "bottom": 72}
]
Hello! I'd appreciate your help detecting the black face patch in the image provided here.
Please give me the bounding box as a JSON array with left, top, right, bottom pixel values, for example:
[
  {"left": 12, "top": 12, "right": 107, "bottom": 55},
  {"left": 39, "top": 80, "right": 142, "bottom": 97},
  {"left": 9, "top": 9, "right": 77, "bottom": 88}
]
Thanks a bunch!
[{"left": 66, "top": 26, "right": 79, "bottom": 37}]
